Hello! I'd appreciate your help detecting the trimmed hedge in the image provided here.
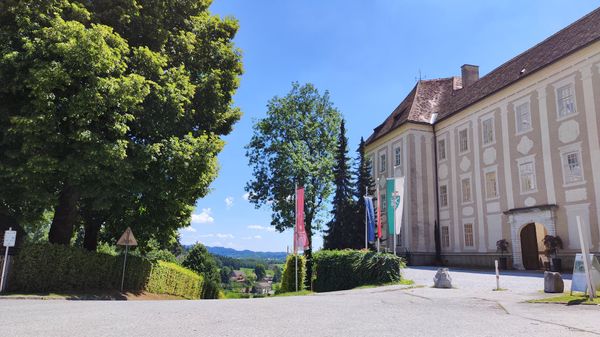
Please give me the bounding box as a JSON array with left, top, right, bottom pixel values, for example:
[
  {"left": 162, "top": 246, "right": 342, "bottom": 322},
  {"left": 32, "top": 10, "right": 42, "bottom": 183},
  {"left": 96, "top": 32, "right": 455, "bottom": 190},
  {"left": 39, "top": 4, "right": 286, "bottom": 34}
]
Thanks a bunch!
[
  {"left": 10, "top": 243, "right": 218, "bottom": 299},
  {"left": 146, "top": 261, "right": 203, "bottom": 299},
  {"left": 11, "top": 243, "right": 150, "bottom": 292},
  {"left": 312, "top": 250, "right": 404, "bottom": 292},
  {"left": 279, "top": 254, "right": 306, "bottom": 293}
]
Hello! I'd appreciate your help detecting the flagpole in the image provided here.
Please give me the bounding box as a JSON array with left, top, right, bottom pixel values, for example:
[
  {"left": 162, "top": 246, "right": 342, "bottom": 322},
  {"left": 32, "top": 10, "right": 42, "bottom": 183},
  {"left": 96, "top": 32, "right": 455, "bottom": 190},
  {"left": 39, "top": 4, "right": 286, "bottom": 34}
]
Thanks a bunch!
[
  {"left": 364, "top": 187, "right": 368, "bottom": 250},
  {"left": 376, "top": 178, "right": 380, "bottom": 253},
  {"left": 294, "top": 183, "right": 298, "bottom": 293}
]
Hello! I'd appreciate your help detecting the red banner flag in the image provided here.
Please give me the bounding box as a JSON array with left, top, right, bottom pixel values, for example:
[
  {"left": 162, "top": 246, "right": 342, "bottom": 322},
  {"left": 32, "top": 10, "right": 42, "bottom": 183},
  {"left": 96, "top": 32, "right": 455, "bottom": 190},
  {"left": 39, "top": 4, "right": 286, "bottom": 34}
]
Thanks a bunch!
[
  {"left": 294, "top": 186, "right": 308, "bottom": 252},
  {"left": 377, "top": 185, "right": 382, "bottom": 239}
]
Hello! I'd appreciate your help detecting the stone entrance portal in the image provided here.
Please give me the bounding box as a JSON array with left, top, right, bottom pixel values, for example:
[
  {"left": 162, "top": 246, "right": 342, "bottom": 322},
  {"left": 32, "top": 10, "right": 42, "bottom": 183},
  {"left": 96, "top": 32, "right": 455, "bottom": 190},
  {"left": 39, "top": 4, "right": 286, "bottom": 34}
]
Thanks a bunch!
[{"left": 506, "top": 205, "right": 557, "bottom": 270}]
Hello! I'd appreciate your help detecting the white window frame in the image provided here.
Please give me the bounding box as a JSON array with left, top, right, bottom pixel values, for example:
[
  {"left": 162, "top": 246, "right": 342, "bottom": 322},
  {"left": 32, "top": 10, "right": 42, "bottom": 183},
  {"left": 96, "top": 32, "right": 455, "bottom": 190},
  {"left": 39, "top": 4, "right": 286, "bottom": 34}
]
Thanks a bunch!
[
  {"left": 460, "top": 175, "right": 473, "bottom": 204},
  {"left": 516, "top": 155, "right": 537, "bottom": 195},
  {"left": 458, "top": 126, "right": 470, "bottom": 154},
  {"left": 368, "top": 155, "right": 375, "bottom": 178},
  {"left": 379, "top": 150, "right": 387, "bottom": 173},
  {"left": 484, "top": 166, "right": 499, "bottom": 200},
  {"left": 439, "top": 183, "right": 449, "bottom": 209},
  {"left": 481, "top": 116, "right": 495, "bottom": 146},
  {"left": 559, "top": 142, "right": 585, "bottom": 187},
  {"left": 513, "top": 95, "right": 533, "bottom": 135},
  {"left": 552, "top": 75, "right": 578, "bottom": 121},
  {"left": 441, "top": 225, "right": 450, "bottom": 248},
  {"left": 463, "top": 222, "right": 475, "bottom": 248},
  {"left": 438, "top": 138, "right": 447, "bottom": 162}
]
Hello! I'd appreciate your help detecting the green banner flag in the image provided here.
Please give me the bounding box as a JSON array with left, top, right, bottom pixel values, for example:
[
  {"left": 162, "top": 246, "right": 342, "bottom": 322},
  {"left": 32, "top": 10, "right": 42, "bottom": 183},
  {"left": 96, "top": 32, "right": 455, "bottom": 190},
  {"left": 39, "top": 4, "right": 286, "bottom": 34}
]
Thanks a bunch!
[{"left": 386, "top": 179, "right": 395, "bottom": 235}]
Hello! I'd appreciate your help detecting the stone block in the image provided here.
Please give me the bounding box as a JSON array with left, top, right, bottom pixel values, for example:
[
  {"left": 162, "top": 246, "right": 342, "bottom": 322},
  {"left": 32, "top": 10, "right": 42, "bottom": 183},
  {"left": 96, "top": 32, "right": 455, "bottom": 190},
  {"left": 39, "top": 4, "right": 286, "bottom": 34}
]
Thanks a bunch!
[
  {"left": 433, "top": 268, "right": 453, "bottom": 288},
  {"left": 544, "top": 271, "right": 564, "bottom": 293}
]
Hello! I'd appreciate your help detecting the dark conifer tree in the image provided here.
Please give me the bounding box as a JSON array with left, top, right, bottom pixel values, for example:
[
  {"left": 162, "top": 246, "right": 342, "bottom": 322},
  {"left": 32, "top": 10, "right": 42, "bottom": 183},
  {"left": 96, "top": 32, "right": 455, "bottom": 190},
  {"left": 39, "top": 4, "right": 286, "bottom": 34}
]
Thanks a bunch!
[
  {"left": 352, "top": 137, "right": 375, "bottom": 249},
  {"left": 323, "top": 120, "right": 354, "bottom": 249}
]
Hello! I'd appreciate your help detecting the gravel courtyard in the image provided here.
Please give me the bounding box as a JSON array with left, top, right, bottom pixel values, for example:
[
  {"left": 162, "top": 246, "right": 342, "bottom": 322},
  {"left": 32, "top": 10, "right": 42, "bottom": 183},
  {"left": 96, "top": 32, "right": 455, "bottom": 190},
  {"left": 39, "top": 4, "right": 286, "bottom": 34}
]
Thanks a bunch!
[{"left": 1, "top": 267, "right": 598, "bottom": 337}]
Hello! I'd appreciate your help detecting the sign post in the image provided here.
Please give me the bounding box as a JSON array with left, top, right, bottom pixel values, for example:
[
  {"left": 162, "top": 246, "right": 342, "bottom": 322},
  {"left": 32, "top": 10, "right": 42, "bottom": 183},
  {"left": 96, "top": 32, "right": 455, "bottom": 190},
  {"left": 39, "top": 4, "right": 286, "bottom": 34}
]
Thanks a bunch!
[
  {"left": 575, "top": 216, "right": 595, "bottom": 299},
  {"left": 495, "top": 260, "right": 500, "bottom": 291},
  {"left": 1, "top": 228, "right": 16, "bottom": 292},
  {"left": 116, "top": 227, "right": 137, "bottom": 292}
]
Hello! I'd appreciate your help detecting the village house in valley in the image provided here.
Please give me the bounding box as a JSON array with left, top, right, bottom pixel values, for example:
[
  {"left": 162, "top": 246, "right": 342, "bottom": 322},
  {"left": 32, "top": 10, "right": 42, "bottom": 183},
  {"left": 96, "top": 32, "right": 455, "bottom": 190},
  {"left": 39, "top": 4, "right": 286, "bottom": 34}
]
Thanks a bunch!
[{"left": 365, "top": 8, "right": 600, "bottom": 270}]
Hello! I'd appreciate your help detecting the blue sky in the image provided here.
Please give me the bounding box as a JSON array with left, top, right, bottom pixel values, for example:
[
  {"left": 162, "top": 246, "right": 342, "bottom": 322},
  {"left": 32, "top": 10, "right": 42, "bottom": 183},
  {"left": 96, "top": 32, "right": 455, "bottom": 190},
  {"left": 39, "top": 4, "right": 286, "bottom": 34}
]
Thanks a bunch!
[{"left": 178, "top": 1, "right": 599, "bottom": 252}]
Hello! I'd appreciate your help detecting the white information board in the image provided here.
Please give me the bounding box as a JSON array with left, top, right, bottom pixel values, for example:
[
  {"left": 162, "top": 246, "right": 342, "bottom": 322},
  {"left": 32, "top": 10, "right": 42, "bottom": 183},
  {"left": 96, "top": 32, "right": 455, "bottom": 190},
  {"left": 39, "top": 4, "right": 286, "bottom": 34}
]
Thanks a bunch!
[
  {"left": 571, "top": 254, "right": 600, "bottom": 294},
  {"left": 3, "top": 230, "right": 16, "bottom": 247}
]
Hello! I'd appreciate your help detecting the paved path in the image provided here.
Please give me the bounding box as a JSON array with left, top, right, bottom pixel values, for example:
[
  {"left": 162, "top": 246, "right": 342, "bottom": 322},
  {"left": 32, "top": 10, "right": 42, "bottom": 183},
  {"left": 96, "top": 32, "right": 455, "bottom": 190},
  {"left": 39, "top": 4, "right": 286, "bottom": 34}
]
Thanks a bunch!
[{"left": 0, "top": 267, "right": 598, "bottom": 337}]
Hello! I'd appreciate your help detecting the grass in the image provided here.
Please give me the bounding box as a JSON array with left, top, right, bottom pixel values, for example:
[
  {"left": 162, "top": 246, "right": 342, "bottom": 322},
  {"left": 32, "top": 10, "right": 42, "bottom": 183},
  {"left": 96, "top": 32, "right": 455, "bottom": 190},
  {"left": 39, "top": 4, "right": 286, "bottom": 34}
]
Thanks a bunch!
[
  {"left": 274, "top": 290, "right": 313, "bottom": 297},
  {"left": 529, "top": 292, "right": 600, "bottom": 305}
]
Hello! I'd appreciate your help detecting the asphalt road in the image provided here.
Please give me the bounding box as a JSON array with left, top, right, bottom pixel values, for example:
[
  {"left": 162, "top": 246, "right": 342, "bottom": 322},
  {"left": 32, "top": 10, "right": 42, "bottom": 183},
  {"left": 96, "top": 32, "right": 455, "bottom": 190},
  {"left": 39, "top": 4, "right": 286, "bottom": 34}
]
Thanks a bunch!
[{"left": 1, "top": 267, "right": 598, "bottom": 337}]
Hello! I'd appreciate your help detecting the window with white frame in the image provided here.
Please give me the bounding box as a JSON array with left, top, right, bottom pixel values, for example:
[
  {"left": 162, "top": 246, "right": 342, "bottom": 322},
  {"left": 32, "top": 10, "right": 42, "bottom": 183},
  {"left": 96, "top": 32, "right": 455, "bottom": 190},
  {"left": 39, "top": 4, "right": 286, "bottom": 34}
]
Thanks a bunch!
[
  {"left": 485, "top": 171, "right": 498, "bottom": 199},
  {"left": 482, "top": 118, "right": 494, "bottom": 145},
  {"left": 461, "top": 178, "right": 472, "bottom": 203},
  {"left": 556, "top": 84, "right": 576, "bottom": 118},
  {"left": 439, "top": 185, "right": 448, "bottom": 208},
  {"left": 519, "top": 161, "right": 536, "bottom": 192},
  {"left": 442, "top": 226, "right": 450, "bottom": 248},
  {"left": 459, "top": 129, "right": 469, "bottom": 153},
  {"left": 379, "top": 153, "right": 386, "bottom": 173},
  {"left": 562, "top": 150, "right": 583, "bottom": 184},
  {"left": 394, "top": 146, "right": 402, "bottom": 167},
  {"left": 438, "top": 139, "right": 446, "bottom": 160},
  {"left": 515, "top": 102, "right": 532, "bottom": 133},
  {"left": 368, "top": 157, "right": 374, "bottom": 177},
  {"left": 464, "top": 223, "right": 474, "bottom": 247}
]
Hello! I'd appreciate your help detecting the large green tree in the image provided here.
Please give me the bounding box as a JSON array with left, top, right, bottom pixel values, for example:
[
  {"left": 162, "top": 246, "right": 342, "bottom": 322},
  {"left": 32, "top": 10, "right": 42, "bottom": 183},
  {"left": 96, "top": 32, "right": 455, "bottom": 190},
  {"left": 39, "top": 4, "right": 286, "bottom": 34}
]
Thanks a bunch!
[
  {"left": 245, "top": 82, "right": 341, "bottom": 287},
  {"left": 323, "top": 120, "right": 355, "bottom": 249},
  {"left": 0, "top": 0, "right": 242, "bottom": 249}
]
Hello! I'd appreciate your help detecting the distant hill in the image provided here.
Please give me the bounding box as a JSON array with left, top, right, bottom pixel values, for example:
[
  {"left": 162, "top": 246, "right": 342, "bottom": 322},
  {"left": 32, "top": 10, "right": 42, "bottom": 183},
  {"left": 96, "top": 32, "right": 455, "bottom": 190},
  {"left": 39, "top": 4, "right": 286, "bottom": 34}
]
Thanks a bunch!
[{"left": 205, "top": 246, "right": 287, "bottom": 261}]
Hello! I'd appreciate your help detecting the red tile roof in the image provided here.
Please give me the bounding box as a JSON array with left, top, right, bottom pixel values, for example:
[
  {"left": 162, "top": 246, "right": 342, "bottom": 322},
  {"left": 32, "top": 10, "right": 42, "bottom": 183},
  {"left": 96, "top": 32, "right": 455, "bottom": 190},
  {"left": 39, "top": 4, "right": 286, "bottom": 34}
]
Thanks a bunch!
[{"left": 366, "top": 6, "right": 600, "bottom": 145}]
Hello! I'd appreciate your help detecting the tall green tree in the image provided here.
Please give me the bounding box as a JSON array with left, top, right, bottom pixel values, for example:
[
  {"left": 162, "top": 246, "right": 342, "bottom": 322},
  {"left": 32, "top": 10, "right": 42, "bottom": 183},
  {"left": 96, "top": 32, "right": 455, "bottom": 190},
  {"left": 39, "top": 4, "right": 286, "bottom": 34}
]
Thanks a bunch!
[
  {"left": 323, "top": 120, "right": 355, "bottom": 249},
  {"left": 245, "top": 82, "right": 341, "bottom": 287},
  {"left": 254, "top": 264, "right": 266, "bottom": 281},
  {"left": 353, "top": 137, "right": 375, "bottom": 249},
  {"left": 0, "top": 0, "right": 242, "bottom": 248},
  {"left": 182, "top": 243, "right": 220, "bottom": 285}
]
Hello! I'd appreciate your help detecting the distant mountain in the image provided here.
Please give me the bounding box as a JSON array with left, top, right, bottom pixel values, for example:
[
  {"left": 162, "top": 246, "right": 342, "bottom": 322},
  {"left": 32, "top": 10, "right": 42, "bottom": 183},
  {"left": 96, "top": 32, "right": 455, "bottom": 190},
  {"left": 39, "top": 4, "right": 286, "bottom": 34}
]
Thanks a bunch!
[{"left": 205, "top": 246, "right": 287, "bottom": 261}]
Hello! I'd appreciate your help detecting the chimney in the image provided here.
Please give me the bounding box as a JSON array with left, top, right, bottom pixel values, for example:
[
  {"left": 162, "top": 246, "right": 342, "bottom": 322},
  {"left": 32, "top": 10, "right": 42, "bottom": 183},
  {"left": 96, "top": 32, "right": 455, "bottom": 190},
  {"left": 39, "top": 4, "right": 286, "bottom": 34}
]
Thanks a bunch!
[{"left": 461, "top": 64, "right": 479, "bottom": 88}]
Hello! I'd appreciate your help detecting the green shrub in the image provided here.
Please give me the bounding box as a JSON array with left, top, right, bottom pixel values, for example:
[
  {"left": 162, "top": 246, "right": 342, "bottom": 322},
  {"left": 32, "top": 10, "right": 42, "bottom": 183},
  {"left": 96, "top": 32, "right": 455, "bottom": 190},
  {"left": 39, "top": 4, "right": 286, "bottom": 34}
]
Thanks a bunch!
[
  {"left": 312, "top": 250, "right": 404, "bottom": 292},
  {"left": 279, "top": 254, "right": 306, "bottom": 293},
  {"left": 146, "top": 249, "right": 178, "bottom": 264},
  {"left": 11, "top": 243, "right": 151, "bottom": 292},
  {"left": 146, "top": 261, "right": 203, "bottom": 299}
]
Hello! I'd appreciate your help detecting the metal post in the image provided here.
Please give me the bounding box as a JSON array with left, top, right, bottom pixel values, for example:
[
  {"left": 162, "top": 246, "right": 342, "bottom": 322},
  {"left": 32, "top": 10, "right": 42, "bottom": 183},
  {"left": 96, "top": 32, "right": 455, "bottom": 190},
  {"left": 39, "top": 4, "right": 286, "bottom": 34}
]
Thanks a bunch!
[
  {"left": 376, "top": 179, "right": 380, "bottom": 253},
  {"left": 365, "top": 187, "right": 368, "bottom": 250},
  {"left": 294, "top": 183, "right": 298, "bottom": 293},
  {"left": 0, "top": 245, "right": 9, "bottom": 292},
  {"left": 120, "top": 244, "right": 129, "bottom": 292},
  {"left": 495, "top": 260, "right": 500, "bottom": 291}
]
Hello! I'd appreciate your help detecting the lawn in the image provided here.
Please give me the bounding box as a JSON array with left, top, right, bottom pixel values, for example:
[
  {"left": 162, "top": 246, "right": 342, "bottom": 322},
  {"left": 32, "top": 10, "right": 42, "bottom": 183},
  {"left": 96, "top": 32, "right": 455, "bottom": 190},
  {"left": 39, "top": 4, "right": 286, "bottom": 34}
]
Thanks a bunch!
[{"left": 529, "top": 292, "right": 600, "bottom": 305}]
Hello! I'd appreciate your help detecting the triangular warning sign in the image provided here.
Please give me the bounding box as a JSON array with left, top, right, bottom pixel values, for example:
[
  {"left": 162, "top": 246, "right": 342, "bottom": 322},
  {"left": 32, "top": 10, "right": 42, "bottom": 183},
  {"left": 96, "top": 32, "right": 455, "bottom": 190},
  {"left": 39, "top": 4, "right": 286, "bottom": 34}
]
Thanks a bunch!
[{"left": 117, "top": 227, "right": 138, "bottom": 246}]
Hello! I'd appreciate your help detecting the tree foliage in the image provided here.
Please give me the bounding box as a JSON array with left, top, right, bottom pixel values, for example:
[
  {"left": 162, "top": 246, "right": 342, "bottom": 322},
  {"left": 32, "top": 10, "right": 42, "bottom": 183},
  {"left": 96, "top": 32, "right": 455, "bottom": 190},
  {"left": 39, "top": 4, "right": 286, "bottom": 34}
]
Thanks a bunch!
[
  {"left": 0, "top": 0, "right": 243, "bottom": 249},
  {"left": 182, "top": 243, "right": 220, "bottom": 294},
  {"left": 245, "top": 82, "right": 341, "bottom": 285},
  {"left": 352, "top": 137, "right": 375, "bottom": 249},
  {"left": 323, "top": 120, "right": 355, "bottom": 249},
  {"left": 254, "top": 264, "right": 266, "bottom": 281}
]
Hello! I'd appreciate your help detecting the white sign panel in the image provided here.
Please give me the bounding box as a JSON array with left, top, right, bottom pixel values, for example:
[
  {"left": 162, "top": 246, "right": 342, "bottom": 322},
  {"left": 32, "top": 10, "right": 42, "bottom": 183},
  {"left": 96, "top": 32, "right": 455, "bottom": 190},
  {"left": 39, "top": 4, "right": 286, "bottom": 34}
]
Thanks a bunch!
[
  {"left": 571, "top": 254, "right": 600, "bottom": 294},
  {"left": 3, "top": 230, "right": 16, "bottom": 247}
]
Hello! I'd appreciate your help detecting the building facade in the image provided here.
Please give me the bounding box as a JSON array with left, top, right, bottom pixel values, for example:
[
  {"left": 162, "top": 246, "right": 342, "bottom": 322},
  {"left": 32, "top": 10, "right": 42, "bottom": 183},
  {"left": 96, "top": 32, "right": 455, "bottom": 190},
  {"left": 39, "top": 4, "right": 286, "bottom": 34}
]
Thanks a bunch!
[{"left": 365, "top": 8, "right": 600, "bottom": 270}]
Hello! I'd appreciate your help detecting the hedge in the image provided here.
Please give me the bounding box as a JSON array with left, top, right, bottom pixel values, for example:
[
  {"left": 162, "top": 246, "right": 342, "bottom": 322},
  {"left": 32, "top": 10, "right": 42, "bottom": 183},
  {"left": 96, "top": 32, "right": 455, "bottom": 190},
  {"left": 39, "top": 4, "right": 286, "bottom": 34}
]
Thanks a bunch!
[
  {"left": 279, "top": 254, "right": 306, "bottom": 293},
  {"left": 312, "top": 250, "right": 404, "bottom": 292},
  {"left": 146, "top": 261, "right": 203, "bottom": 299},
  {"left": 10, "top": 243, "right": 218, "bottom": 299},
  {"left": 11, "top": 243, "right": 150, "bottom": 292}
]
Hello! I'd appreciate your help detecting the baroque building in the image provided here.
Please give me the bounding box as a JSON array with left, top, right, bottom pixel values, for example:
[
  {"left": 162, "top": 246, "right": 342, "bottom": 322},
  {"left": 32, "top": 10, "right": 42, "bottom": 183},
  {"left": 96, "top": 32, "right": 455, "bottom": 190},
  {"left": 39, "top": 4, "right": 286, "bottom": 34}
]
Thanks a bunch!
[{"left": 365, "top": 7, "right": 600, "bottom": 269}]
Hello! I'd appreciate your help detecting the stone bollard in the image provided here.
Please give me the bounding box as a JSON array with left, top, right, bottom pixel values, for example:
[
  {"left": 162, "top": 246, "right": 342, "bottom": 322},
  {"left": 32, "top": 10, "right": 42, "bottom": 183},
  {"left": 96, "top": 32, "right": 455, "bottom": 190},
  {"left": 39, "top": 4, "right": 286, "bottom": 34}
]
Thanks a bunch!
[
  {"left": 433, "top": 268, "right": 453, "bottom": 288},
  {"left": 544, "top": 271, "right": 564, "bottom": 293}
]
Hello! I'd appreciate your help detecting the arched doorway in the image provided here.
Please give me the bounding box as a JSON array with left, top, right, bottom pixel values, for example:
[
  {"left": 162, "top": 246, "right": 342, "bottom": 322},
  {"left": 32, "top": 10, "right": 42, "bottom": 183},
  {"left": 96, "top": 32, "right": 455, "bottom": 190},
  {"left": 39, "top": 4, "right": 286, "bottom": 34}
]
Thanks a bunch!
[{"left": 520, "top": 223, "right": 547, "bottom": 270}]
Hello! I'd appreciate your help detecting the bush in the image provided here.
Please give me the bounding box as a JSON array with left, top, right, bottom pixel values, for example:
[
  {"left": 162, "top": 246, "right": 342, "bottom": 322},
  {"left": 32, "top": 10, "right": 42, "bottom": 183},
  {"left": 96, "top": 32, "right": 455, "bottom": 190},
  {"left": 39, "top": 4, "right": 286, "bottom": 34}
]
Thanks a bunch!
[
  {"left": 11, "top": 243, "right": 151, "bottom": 292},
  {"left": 146, "top": 249, "right": 178, "bottom": 264},
  {"left": 146, "top": 261, "right": 203, "bottom": 299},
  {"left": 279, "top": 254, "right": 306, "bottom": 293},
  {"left": 312, "top": 250, "right": 404, "bottom": 292}
]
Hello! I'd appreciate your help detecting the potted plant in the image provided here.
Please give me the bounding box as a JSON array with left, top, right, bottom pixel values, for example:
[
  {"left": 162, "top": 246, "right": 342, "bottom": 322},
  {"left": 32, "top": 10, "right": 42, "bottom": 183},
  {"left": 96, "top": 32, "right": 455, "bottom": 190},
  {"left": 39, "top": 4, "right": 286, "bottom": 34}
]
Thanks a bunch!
[
  {"left": 543, "top": 235, "right": 563, "bottom": 272},
  {"left": 496, "top": 239, "right": 509, "bottom": 270}
]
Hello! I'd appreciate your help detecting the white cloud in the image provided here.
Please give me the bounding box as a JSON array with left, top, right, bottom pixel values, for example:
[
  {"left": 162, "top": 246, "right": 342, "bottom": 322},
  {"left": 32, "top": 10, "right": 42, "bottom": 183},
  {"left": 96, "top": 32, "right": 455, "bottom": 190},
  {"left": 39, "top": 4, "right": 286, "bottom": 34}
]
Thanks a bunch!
[
  {"left": 242, "top": 235, "right": 262, "bottom": 240},
  {"left": 253, "top": 235, "right": 262, "bottom": 239},
  {"left": 192, "top": 208, "right": 214, "bottom": 224},
  {"left": 198, "top": 234, "right": 214, "bottom": 238},
  {"left": 225, "top": 196, "right": 234, "bottom": 209},
  {"left": 242, "top": 192, "right": 250, "bottom": 201},
  {"left": 247, "top": 225, "right": 275, "bottom": 232},
  {"left": 216, "top": 233, "right": 234, "bottom": 239},
  {"left": 182, "top": 226, "right": 196, "bottom": 232}
]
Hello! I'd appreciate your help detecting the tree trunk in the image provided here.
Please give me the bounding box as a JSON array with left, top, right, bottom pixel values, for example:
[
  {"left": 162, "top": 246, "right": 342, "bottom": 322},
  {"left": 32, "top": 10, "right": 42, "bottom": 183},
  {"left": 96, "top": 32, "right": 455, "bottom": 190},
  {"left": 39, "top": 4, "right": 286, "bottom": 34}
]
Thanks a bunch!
[
  {"left": 82, "top": 211, "right": 102, "bottom": 251},
  {"left": 48, "top": 184, "right": 80, "bottom": 245}
]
